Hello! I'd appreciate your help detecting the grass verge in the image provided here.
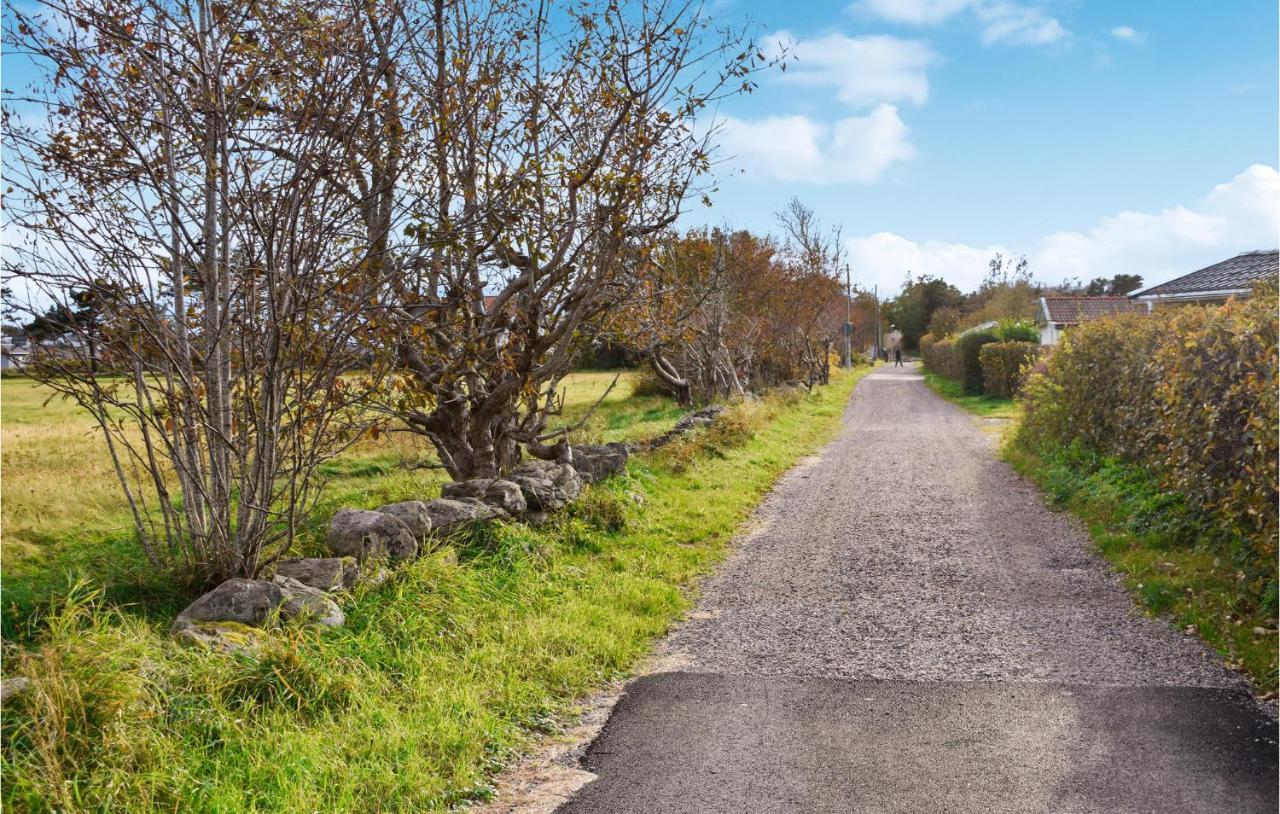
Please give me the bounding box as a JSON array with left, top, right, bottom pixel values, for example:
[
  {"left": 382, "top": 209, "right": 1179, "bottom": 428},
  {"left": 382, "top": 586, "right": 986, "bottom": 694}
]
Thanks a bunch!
[
  {"left": 922, "top": 371, "right": 1019, "bottom": 419},
  {"left": 924, "top": 368, "right": 1277, "bottom": 695},
  {"left": 2, "top": 366, "right": 869, "bottom": 812}
]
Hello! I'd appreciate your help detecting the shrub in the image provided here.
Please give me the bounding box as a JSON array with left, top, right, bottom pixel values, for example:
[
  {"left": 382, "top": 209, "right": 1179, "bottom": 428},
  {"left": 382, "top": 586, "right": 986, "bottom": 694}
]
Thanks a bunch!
[
  {"left": 955, "top": 329, "right": 1000, "bottom": 394},
  {"left": 1015, "top": 285, "right": 1278, "bottom": 613},
  {"left": 979, "top": 341, "right": 1041, "bottom": 399},
  {"left": 1151, "top": 292, "right": 1278, "bottom": 558},
  {"left": 923, "top": 338, "right": 962, "bottom": 382},
  {"left": 1017, "top": 312, "right": 1165, "bottom": 461},
  {"left": 995, "top": 318, "right": 1039, "bottom": 343}
]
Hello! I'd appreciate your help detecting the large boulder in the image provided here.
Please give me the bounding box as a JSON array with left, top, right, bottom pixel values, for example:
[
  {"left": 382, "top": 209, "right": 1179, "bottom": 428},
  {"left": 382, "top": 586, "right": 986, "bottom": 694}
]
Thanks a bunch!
[
  {"left": 571, "top": 443, "right": 628, "bottom": 484},
  {"left": 510, "top": 461, "right": 582, "bottom": 510},
  {"left": 375, "top": 501, "right": 433, "bottom": 540},
  {"left": 272, "top": 576, "right": 345, "bottom": 628},
  {"left": 172, "top": 578, "right": 283, "bottom": 632},
  {"left": 441, "top": 478, "right": 527, "bottom": 515},
  {"left": 327, "top": 508, "right": 417, "bottom": 562},
  {"left": 275, "top": 557, "right": 358, "bottom": 592},
  {"left": 423, "top": 497, "right": 505, "bottom": 538}
]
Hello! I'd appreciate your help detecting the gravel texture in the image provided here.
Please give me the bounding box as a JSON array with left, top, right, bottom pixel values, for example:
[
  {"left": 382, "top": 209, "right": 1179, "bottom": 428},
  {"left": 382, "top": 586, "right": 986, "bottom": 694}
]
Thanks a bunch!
[{"left": 656, "top": 363, "right": 1249, "bottom": 688}]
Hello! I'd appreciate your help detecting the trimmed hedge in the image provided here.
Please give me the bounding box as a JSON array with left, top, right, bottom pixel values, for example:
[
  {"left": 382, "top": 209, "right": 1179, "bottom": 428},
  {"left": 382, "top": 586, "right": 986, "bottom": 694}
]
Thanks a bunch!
[
  {"left": 979, "top": 341, "right": 1041, "bottom": 399},
  {"left": 955, "top": 330, "right": 1000, "bottom": 394},
  {"left": 1015, "top": 285, "right": 1278, "bottom": 614},
  {"left": 922, "top": 337, "right": 962, "bottom": 382}
]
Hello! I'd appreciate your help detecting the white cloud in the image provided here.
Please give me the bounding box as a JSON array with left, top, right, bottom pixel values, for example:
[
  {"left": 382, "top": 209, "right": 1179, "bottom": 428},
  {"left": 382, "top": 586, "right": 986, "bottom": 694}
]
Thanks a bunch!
[
  {"left": 847, "top": 232, "right": 1006, "bottom": 295},
  {"left": 974, "top": 2, "right": 1068, "bottom": 45},
  {"left": 853, "top": 0, "right": 1069, "bottom": 47},
  {"left": 845, "top": 165, "right": 1280, "bottom": 295},
  {"left": 853, "top": 0, "right": 973, "bottom": 26},
  {"left": 1034, "top": 164, "right": 1279, "bottom": 285},
  {"left": 717, "top": 104, "right": 915, "bottom": 184},
  {"left": 766, "top": 31, "right": 939, "bottom": 107},
  {"left": 1109, "top": 25, "right": 1146, "bottom": 45}
]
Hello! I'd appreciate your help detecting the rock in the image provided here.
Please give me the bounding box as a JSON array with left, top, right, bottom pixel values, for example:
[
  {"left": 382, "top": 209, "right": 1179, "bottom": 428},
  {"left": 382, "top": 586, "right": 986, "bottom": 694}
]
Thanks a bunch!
[
  {"left": 275, "top": 557, "right": 358, "bottom": 592},
  {"left": 272, "top": 576, "right": 345, "bottom": 628},
  {"left": 375, "top": 500, "right": 433, "bottom": 540},
  {"left": 176, "top": 621, "right": 273, "bottom": 656},
  {"left": 358, "top": 564, "right": 393, "bottom": 589},
  {"left": 441, "top": 478, "right": 528, "bottom": 515},
  {"left": 172, "top": 578, "right": 284, "bottom": 632},
  {"left": 482, "top": 479, "right": 527, "bottom": 514},
  {"left": 440, "top": 479, "right": 488, "bottom": 501},
  {"left": 673, "top": 405, "right": 724, "bottom": 434},
  {"left": 524, "top": 510, "right": 552, "bottom": 528},
  {"left": 510, "top": 461, "right": 583, "bottom": 510},
  {"left": 327, "top": 508, "right": 417, "bottom": 562},
  {"left": 423, "top": 497, "right": 505, "bottom": 538},
  {"left": 572, "top": 443, "right": 628, "bottom": 484},
  {"left": 509, "top": 473, "right": 565, "bottom": 511},
  {"left": 1, "top": 677, "right": 30, "bottom": 707}
]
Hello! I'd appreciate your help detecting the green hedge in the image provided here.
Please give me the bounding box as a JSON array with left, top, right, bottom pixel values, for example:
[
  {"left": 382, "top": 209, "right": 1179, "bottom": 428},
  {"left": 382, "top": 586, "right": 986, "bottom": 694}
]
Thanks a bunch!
[
  {"left": 979, "top": 341, "right": 1041, "bottom": 399},
  {"left": 1015, "top": 285, "right": 1278, "bottom": 615},
  {"left": 922, "top": 337, "right": 962, "bottom": 382},
  {"left": 955, "top": 330, "right": 1000, "bottom": 394}
]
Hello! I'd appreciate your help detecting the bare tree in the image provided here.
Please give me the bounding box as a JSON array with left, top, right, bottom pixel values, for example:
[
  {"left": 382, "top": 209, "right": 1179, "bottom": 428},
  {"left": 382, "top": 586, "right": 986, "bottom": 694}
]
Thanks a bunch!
[
  {"left": 4, "top": 0, "right": 398, "bottom": 580},
  {"left": 378, "top": 0, "right": 771, "bottom": 478},
  {"left": 621, "top": 228, "right": 752, "bottom": 405}
]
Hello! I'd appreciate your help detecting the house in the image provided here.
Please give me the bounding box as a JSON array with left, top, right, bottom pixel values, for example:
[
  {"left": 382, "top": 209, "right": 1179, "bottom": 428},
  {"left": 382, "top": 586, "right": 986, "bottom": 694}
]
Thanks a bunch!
[
  {"left": 1, "top": 336, "right": 31, "bottom": 371},
  {"left": 1036, "top": 296, "right": 1147, "bottom": 346},
  {"left": 1131, "top": 250, "right": 1279, "bottom": 307},
  {"left": 957, "top": 320, "right": 999, "bottom": 337}
]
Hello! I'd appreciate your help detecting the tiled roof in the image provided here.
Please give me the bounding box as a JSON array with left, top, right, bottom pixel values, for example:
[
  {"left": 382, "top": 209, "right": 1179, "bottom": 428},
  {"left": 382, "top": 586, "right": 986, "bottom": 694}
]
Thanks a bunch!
[
  {"left": 1041, "top": 296, "right": 1146, "bottom": 325},
  {"left": 1135, "top": 250, "right": 1279, "bottom": 298}
]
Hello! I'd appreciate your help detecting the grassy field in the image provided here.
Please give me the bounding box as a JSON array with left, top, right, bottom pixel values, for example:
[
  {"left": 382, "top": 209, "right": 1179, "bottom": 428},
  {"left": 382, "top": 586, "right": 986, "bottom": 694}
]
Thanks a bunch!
[
  {"left": 0, "top": 371, "right": 683, "bottom": 637},
  {"left": 923, "top": 369, "right": 1277, "bottom": 695},
  {"left": 2, "top": 366, "right": 870, "bottom": 811}
]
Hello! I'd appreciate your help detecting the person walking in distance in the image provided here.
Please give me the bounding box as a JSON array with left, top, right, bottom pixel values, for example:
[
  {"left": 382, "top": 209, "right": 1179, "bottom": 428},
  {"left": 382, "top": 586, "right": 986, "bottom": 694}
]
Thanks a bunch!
[{"left": 886, "top": 325, "right": 904, "bottom": 367}]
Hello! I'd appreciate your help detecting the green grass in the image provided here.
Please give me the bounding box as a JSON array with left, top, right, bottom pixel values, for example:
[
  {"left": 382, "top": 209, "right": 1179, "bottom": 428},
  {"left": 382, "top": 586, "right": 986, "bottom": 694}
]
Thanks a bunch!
[
  {"left": 1005, "top": 443, "right": 1278, "bottom": 695},
  {"left": 921, "top": 371, "right": 1020, "bottom": 420},
  {"left": 0, "top": 371, "right": 681, "bottom": 640},
  {"left": 1, "top": 366, "right": 870, "bottom": 812},
  {"left": 922, "top": 366, "right": 1277, "bottom": 695}
]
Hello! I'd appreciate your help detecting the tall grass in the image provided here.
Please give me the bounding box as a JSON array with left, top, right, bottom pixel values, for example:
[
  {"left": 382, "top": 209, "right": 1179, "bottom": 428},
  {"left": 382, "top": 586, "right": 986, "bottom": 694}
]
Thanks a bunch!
[{"left": 2, "top": 368, "right": 868, "bottom": 811}]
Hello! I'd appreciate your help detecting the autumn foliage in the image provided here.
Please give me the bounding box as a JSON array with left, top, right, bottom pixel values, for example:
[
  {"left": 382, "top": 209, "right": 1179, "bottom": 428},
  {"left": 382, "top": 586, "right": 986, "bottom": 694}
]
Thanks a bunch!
[{"left": 1015, "top": 285, "right": 1279, "bottom": 606}]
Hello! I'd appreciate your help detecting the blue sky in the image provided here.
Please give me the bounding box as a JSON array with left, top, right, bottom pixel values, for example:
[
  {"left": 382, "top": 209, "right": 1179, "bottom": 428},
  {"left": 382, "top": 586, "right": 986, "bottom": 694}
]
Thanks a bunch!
[
  {"left": 689, "top": 0, "right": 1279, "bottom": 294},
  {"left": 3, "top": 1, "right": 1275, "bottom": 298}
]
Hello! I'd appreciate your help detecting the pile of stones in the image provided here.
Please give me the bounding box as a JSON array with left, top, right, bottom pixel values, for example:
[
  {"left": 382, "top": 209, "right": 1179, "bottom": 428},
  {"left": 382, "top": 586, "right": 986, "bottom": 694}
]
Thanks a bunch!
[
  {"left": 171, "top": 445, "right": 630, "bottom": 654},
  {"left": 631, "top": 404, "right": 725, "bottom": 451}
]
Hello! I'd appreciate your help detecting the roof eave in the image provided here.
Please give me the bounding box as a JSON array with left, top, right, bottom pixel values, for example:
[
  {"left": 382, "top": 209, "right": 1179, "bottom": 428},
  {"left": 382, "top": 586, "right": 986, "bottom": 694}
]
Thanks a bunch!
[{"left": 1134, "top": 287, "right": 1251, "bottom": 301}]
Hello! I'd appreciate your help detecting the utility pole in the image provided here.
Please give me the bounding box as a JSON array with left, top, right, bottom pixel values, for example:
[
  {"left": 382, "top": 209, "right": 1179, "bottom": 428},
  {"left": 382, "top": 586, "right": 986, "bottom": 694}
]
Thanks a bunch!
[
  {"left": 843, "top": 262, "right": 853, "bottom": 368},
  {"left": 874, "top": 284, "right": 881, "bottom": 362}
]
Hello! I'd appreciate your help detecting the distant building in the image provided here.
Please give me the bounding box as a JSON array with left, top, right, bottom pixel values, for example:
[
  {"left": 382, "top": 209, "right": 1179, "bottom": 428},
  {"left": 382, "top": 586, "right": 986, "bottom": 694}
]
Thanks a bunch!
[
  {"left": 1036, "top": 296, "right": 1147, "bottom": 346},
  {"left": 957, "top": 320, "right": 999, "bottom": 337},
  {"left": 1, "top": 336, "right": 30, "bottom": 370},
  {"left": 1131, "top": 250, "right": 1279, "bottom": 307}
]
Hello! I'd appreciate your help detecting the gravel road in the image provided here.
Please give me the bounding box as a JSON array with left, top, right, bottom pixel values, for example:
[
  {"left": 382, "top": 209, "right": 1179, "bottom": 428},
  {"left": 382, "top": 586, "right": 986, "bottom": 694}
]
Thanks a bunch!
[
  {"left": 555, "top": 363, "right": 1277, "bottom": 813},
  {"left": 655, "top": 363, "right": 1244, "bottom": 686}
]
